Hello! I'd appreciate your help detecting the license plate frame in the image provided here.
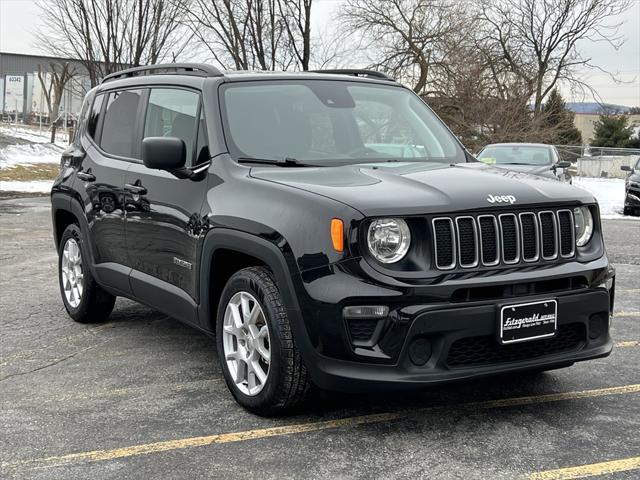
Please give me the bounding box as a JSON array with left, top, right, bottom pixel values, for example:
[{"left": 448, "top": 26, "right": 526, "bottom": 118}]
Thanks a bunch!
[{"left": 499, "top": 299, "right": 558, "bottom": 345}]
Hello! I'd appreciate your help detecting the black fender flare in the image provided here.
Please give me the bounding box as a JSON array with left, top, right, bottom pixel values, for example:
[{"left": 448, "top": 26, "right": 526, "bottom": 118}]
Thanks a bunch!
[
  {"left": 51, "top": 191, "right": 99, "bottom": 278},
  {"left": 198, "top": 228, "right": 302, "bottom": 328}
]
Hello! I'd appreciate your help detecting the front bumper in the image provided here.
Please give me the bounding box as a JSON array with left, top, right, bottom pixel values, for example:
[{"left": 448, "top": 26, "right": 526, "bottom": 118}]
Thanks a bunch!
[{"left": 290, "top": 257, "right": 615, "bottom": 392}]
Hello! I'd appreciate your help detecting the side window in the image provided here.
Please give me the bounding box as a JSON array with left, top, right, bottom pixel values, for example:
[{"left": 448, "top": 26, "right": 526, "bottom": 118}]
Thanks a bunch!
[
  {"left": 143, "top": 88, "right": 200, "bottom": 165},
  {"left": 87, "top": 94, "right": 105, "bottom": 140},
  {"left": 100, "top": 89, "right": 143, "bottom": 158}
]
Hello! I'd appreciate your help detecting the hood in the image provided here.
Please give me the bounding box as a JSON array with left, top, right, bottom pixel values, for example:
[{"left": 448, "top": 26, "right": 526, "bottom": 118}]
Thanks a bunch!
[
  {"left": 250, "top": 162, "right": 595, "bottom": 217},
  {"left": 490, "top": 163, "right": 557, "bottom": 179}
]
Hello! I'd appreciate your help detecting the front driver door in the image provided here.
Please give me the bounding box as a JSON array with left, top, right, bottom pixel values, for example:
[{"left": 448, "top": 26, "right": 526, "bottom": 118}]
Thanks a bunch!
[{"left": 124, "top": 87, "right": 210, "bottom": 320}]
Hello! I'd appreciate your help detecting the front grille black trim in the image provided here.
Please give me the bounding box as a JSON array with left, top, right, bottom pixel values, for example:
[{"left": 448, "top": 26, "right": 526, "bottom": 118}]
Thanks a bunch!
[
  {"left": 557, "top": 209, "right": 575, "bottom": 258},
  {"left": 431, "top": 208, "right": 579, "bottom": 271},
  {"left": 518, "top": 212, "right": 539, "bottom": 262},
  {"left": 478, "top": 215, "right": 500, "bottom": 266},
  {"left": 498, "top": 213, "right": 520, "bottom": 264},
  {"left": 432, "top": 218, "right": 456, "bottom": 270},
  {"left": 538, "top": 211, "right": 559, "bottom": 260},
  {"left": 455, "top": 216, "right": 479, "bottom": 268}
]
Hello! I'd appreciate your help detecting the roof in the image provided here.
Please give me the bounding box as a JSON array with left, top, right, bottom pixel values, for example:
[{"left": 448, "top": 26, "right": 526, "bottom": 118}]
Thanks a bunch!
[{"left": 482, "top": 143, "right": 554, "bottom": 148}]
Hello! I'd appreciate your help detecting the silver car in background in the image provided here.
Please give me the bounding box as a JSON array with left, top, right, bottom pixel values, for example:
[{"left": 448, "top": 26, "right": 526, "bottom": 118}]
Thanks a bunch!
[{"left": 476, "top": 143, "right": 572, "bottom": 183}]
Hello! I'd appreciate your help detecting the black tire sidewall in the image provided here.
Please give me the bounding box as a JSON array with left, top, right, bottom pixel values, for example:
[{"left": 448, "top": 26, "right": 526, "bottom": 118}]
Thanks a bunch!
[{"left": 216, "top": 269, "right": 286, "bottom": 411}]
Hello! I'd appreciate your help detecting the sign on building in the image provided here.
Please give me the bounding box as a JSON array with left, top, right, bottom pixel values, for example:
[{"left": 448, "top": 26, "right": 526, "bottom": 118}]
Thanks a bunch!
[{"left": 4, "top": 75, "right": 25, "bottom": 113}]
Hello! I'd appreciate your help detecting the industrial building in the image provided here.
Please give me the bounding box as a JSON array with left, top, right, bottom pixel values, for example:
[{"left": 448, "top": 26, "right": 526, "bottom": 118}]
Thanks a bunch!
[{"left": 0, "top": 51, "right": 90, "bottom": 125}]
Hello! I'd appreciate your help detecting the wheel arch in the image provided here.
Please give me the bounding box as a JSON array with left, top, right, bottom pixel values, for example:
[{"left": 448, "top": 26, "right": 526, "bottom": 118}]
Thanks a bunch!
[{"left": 198, "top": 229, "right": 302, "bottom": 333}]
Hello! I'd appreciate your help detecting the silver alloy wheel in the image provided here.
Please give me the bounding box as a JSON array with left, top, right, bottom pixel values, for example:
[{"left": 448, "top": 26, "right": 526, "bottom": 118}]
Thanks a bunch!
[
  {"left": 61, "top": 238, "right": 84, "bottom": 308},
  {"left": 222, "top": 291, "right": 271, "bottom": 396}
]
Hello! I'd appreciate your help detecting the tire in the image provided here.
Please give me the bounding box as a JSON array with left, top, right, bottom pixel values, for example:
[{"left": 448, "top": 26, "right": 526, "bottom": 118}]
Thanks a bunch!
[
  {"left": 216, "top": 266, "right": 311, "bottom": 416},
  {"left": 58, "top": 224, "right": 115, "bottom": 323},
  {"left": 623, "top": 206, "right": 631, "bottom": 216}
]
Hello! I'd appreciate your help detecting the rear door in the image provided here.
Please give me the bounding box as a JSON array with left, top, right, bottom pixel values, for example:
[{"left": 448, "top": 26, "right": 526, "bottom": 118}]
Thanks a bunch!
[
  {"left": 124, "top": 87, "right": 210, "bottom": 309},
  {"left": 77, "top": 89, "right": 144, "bottom": 288}
]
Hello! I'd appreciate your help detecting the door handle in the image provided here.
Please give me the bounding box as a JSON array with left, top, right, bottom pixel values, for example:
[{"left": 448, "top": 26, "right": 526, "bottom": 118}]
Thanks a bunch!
[
  {"left": 77, "top": 170, "right": 96, "bottom": 182},
  {"left": 125, "top": 183, "right": 147, "bottom": 195}
]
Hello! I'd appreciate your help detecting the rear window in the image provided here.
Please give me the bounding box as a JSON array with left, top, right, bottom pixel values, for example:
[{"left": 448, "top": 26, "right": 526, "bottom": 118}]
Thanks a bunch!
[{"left": 100, "top": 90, "right": 143, "bottom": 158}]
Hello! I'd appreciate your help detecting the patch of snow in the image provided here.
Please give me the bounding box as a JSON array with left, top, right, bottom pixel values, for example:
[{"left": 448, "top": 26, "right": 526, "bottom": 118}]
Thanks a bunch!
[
  {"left": 0, "top": 143, "right": 63, "bottom": 168},
  {"left": 0, "top": 125, "right": 70, "bottom": 146},
  {"left": 573, "top": 177, "right": 636, "bottom": 219},
  {"left": 0, "top": 180, "right": 53, "bottom": 193}
]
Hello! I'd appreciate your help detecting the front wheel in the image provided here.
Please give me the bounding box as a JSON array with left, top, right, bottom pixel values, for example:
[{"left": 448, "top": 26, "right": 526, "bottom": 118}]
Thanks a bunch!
[
  {"left": 58, "top": 224, "right": 115, "bottom": 323},
  {"left": 216, "top": 267, "right": 311, "bottom": 415}
]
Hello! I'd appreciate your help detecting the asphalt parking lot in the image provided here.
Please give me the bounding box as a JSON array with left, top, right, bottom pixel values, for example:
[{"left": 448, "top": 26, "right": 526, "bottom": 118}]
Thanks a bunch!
[{"left": 1, "top": 197, "right": 638, "bottom": 480}]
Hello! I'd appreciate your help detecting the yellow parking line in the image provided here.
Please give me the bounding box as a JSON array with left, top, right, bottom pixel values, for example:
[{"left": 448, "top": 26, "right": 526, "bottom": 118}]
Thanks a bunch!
[
  {"left": 615, "top": 311, "right": 640, "bottom": 317},
  {"left": 616, "top": 340, "right": 640, "bottom": 348},
  {"left": 528, "top": 456, "right": 640, "bottom": 480},
  {"left": 2, "top": 384, "right": 639, "bottom": 472},
  {"left": 617, "top": 289, "right": 640, "bottom": 293}
]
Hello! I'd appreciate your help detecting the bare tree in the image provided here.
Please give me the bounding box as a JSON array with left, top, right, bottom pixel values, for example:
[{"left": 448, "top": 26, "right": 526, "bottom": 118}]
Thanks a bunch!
[
  {"left": 278, "top": 0, "right": 312, "bottom": 70},
  {"left": 478, "top": 0, "right": 632, "bottom": 116},
  {"left": 37, "top": 0, "right": 191, "bottom": 86},
  {"left": 37, "top": 62, "right": 76, "bottom": 143},
  {"left": 339, "top": 0, "right": 468, "bottom": 94},
  {"left": 183, "top": 0, "right": 314, "bottom": 71}
]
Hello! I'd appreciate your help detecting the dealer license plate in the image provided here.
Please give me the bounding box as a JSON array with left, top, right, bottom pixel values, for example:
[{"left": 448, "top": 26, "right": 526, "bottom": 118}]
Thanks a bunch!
[{"left": 499, "top": 300, "right": 557, "bottom": 344}]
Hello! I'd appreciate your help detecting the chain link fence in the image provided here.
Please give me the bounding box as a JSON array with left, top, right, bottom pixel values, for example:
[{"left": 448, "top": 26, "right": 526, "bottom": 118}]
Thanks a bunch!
[{"left": 554, "top": 145, "right": 640, "bottom": 179}]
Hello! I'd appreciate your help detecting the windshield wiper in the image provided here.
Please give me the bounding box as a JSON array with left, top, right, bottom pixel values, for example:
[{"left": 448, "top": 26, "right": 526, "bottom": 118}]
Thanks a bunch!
[{"left": 237, "top": 156, "right": 311, "bottom": 167}]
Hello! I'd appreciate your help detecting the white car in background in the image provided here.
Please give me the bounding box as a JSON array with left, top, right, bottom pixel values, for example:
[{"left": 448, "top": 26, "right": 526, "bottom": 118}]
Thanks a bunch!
[{"left": 476, "top": 143, "right": 573, "bottom": 183}]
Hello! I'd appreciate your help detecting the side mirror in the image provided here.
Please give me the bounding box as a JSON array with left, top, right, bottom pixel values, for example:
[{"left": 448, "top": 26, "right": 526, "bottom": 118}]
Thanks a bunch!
[
  {"left": 557, "top": 161, "right": 571, "bottom": 169},
  {"left": 142, "top": 137, "right": 186, "bottom": 171},
  {"left": 621, "top": 165, "right": 632, "bottom": 172}
]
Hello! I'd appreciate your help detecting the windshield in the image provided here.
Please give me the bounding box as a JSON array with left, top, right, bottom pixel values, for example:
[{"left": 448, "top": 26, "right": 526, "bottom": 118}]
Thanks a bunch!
[
  {"left": 220, "top": 80, "right": 465, "bottom": 165},
  {"left": 477, "top": 145, "right": 552, "bottom": 166}
]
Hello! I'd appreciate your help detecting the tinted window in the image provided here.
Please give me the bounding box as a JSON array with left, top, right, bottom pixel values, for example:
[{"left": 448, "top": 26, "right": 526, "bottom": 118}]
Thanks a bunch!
[
  {"left": 87, "top": 94, "right": 105, "bottom": 140},
  {"left": 144, "top": 88, "right": 199, "bottom": 165},
  {"left": 101, "top": 90, "right": 143, "bottom": 158},
  {"left": 221, "top": 81, "right": 464, "bottom": 165},
  {"left": 73, "top": 95, "right": 92, "bottom": 146}
]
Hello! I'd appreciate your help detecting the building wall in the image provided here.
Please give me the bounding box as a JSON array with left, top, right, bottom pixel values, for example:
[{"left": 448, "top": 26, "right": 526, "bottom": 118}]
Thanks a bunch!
[
  {"left": 0, "top": 52, "right": 90, "bottom": 122},
  {"left": 574, "top": 113, "right": 640, "bottom": 145}
]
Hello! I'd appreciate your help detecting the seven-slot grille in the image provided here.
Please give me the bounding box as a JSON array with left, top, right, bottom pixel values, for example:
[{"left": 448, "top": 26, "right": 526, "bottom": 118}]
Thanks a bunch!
[{"left": 433, "top": 209, "right": 576, "bottom": 270}]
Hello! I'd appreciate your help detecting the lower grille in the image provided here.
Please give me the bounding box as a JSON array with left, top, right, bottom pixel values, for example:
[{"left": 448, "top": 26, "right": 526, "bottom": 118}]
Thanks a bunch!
[
  {"left": 446, "top": 323, "right": 585, "bottom": 368},
  {"left": 347, "top": 318, "right": 378, "bottom": 343}
]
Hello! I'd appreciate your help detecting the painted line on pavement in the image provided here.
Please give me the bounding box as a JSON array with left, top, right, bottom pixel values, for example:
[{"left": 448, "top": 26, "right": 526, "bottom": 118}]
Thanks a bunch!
[
  {"left": 527, "top": 455, "right": 640, "bottom": 480},
  {"left": 2, "top": 384, "right": 639, "bottom": 472}
]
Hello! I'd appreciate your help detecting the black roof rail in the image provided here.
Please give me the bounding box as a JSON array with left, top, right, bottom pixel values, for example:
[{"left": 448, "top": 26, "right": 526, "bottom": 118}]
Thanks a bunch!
[
  {"left": 102, "top": 63, "right": 223, "bottom": 83},
  {"left": 310, "top": 69, "right": 395, "bottom": 82}
]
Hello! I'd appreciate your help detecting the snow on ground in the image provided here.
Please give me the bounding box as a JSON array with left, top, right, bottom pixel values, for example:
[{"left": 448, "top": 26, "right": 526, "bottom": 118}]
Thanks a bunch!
[
  {"left": 0, "top": 143, "right": 63, "bottom": 168},
  {"left": 573, "top": 177, "right": 634, "bottom": 219},
  {"left": 0, "top": 180, "right": 53, "bottom": 193},
  {"left": 0, "top": 125, "right": 69, "bottom": 146}
]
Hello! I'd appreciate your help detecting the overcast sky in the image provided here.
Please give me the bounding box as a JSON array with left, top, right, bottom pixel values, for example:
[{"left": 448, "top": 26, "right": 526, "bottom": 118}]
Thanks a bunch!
[{"left": 1, "top": 0, "right": 638, "bottom": 106}]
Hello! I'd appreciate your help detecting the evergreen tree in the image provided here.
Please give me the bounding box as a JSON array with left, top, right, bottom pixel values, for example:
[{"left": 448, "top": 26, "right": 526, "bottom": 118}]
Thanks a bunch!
[
  {"left": 591, "top": 115, "right": 634, "bottom": 148},
  {"left": 541, "top": 89, "right": 582, "bottom": 145}
]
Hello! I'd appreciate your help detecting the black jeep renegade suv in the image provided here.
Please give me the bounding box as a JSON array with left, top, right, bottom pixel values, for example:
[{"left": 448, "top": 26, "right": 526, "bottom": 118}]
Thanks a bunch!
[{"left": 51, "top": 64, "right": 615, "bottom": 415}]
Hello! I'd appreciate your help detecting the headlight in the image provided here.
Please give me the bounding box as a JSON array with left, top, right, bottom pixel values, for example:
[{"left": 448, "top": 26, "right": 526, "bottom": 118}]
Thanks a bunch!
[
  {"left": 367, "top": 218, "right": 411, "bottom": 263},
  {"left": 573, "top": 206, "right": 594, "bottom": 247}
]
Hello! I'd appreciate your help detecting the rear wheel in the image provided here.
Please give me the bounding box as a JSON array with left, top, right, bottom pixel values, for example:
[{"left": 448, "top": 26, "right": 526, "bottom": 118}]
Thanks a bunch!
[
  {"left": 216, "top": 266, "right": 311, "bottom": 415},
  {"left": 58, "top": 224, "right": 115, "bottom": 323}
]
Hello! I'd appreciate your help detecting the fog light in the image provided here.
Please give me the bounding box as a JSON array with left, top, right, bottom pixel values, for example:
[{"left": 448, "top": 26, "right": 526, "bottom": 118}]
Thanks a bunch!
[
  {"left": 343, "top": 305, "right": 389, "bottom": 319},
  {"left": 409, "top": 338, "right": 432, "bottom": 366}
]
